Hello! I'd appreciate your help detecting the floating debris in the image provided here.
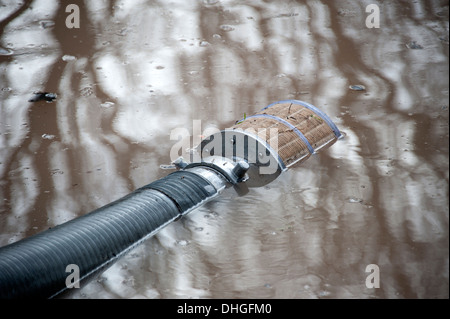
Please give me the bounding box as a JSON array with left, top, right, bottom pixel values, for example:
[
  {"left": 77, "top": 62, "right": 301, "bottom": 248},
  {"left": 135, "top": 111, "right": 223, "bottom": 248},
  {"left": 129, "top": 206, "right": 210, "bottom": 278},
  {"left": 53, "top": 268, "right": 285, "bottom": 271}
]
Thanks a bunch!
[
  {"left": 349, "top": 84, "right": 366, "bottom": 91},
  {"left": 406, "top": 41, "right": 423, "bottom": 49},
  {"left": 116, "top": 28, "right": 128, "bottom": 36},
  {"left": 438, "top": 36, "right": 449, "bottom": 44},
  {"left": 42, "top": 134, "right": 56, "bottom": 140},
  {"left": 337, "top": 8, "right": 357, "bottom": 17},
  {"left": 50, "top": 168, "right": 63, "bottom": 175},
  {"left": 274, "top": 13, "right": 299, "bottom": 18},
  {"left": 40, "top": 20, "right": 55, "bottom": 29},
  {"left": 62, "top": 54, "right": 77, "bottom": 61},
  {"left": 160, "top": 164, "right": 176, "bottom": 170},
  {"left": 28, "top": 92, "right": 57, "bottom": 103}
]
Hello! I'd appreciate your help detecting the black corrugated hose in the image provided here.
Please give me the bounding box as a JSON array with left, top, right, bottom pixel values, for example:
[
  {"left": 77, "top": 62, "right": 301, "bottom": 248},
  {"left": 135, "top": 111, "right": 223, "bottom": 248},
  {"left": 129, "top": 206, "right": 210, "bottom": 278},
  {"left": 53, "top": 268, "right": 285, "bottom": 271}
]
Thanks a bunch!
[{"left": 0, "top": 169, "right": 221, "bottom": 299}]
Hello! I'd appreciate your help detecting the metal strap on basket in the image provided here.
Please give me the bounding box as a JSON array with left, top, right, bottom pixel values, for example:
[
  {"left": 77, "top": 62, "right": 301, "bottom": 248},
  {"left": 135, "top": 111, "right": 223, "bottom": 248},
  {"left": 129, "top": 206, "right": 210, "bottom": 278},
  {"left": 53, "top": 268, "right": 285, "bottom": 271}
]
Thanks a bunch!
[{"left": 263, "top": 99, "right": 342, "bottom": 139}]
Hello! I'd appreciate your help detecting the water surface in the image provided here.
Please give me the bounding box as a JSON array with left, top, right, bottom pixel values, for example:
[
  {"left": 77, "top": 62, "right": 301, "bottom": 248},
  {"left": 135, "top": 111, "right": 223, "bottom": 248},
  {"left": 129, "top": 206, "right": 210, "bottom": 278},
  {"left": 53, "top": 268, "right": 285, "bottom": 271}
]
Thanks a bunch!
[{"left": 0, "top": 0, "right": 448, "bottom": 298}]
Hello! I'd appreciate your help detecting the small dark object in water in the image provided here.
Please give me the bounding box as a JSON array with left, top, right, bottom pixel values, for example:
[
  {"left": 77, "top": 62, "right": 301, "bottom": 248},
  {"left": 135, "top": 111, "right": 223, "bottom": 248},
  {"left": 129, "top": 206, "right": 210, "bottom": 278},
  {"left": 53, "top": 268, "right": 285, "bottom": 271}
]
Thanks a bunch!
[
  {"left": 39, "top": 20, "right": 55, "bottom": 29},
  {"left": 28, "top": 92, "right": 57, "bottom": 103},
  {"left": 406, "top": 41, "right": 423, "bottom": 49}
]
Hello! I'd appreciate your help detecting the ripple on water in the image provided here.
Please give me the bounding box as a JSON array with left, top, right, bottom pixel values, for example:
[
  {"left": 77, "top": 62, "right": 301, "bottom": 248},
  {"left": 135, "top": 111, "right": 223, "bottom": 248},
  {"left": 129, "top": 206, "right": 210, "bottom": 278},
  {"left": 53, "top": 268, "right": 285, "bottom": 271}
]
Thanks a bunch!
[{"left": 0, "top": 47, "right": 14, "bottom": 56}]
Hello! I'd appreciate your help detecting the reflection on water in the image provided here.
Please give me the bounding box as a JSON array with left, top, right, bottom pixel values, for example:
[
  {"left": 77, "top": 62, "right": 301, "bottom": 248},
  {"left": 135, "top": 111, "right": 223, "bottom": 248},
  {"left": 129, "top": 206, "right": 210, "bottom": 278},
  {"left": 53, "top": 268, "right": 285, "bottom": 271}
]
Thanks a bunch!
[{"left": 0, "top": 0, "right": 448, "bottom": 298}]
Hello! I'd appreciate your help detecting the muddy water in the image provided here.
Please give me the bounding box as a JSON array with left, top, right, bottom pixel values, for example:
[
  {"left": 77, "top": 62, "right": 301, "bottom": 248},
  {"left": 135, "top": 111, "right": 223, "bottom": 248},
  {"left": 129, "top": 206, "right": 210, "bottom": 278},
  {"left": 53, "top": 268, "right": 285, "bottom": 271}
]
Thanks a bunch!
[{"left": 0, "top": 0, "right": 448, "bottom": 299}]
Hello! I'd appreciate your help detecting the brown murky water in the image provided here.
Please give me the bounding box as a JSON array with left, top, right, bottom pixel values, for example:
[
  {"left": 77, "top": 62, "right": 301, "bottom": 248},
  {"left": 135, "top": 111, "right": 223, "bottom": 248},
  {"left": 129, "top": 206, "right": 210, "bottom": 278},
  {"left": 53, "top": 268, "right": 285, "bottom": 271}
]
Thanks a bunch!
[{"left": 0, "top": 0, "right": 448, "bottom": 299}]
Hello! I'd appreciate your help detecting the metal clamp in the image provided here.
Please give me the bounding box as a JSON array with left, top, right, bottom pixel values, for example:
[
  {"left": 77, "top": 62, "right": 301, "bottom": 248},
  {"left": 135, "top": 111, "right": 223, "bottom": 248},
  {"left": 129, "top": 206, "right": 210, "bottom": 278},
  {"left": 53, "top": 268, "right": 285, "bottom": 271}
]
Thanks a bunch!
[{"left": 174, "top": 156, "right": 250, "bottom": 185}]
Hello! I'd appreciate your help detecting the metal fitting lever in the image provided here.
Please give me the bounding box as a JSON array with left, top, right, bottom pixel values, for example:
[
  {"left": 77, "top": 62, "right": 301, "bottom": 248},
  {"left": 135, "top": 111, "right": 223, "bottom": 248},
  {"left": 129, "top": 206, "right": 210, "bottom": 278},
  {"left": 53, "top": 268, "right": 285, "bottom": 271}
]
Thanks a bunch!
[{"left": 176, "top": 156, "right": 250, "bottom": 185}]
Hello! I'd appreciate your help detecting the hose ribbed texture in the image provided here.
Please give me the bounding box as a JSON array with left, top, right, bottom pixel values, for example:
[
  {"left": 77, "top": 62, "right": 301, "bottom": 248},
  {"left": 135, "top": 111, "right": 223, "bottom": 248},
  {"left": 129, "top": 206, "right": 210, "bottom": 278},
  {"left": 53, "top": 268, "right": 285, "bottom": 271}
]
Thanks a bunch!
[{"left": 0, "top": 170, "right": 219, "bottom": 299}]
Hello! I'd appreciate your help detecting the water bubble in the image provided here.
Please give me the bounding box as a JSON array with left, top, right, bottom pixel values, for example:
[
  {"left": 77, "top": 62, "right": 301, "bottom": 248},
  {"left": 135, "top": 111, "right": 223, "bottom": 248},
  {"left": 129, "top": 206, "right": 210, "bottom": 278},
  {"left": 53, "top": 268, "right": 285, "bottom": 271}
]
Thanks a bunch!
[
  {"left": 100, "top": 101, "right": 115, "bottom": 108},
  {"left": 199, "top": 40, "right": 210, "bottom": 47},
  {"left": 220, "top": 25, "right": 235, "bottom": 32},
  {"left": 62, "top": 55, "right": 77, "bottom": 61},
  {"left": 349, "top": 84, "right": 365, "bottom": 91},
  {"left": 348, "top": 197, "right": 363, "bottom": 203},
  {"left": 42, "top": 134, "right": 56, "bottom": 140},
  {"left": 176, "top": 239, "right": 189, "bottom": 246}
]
